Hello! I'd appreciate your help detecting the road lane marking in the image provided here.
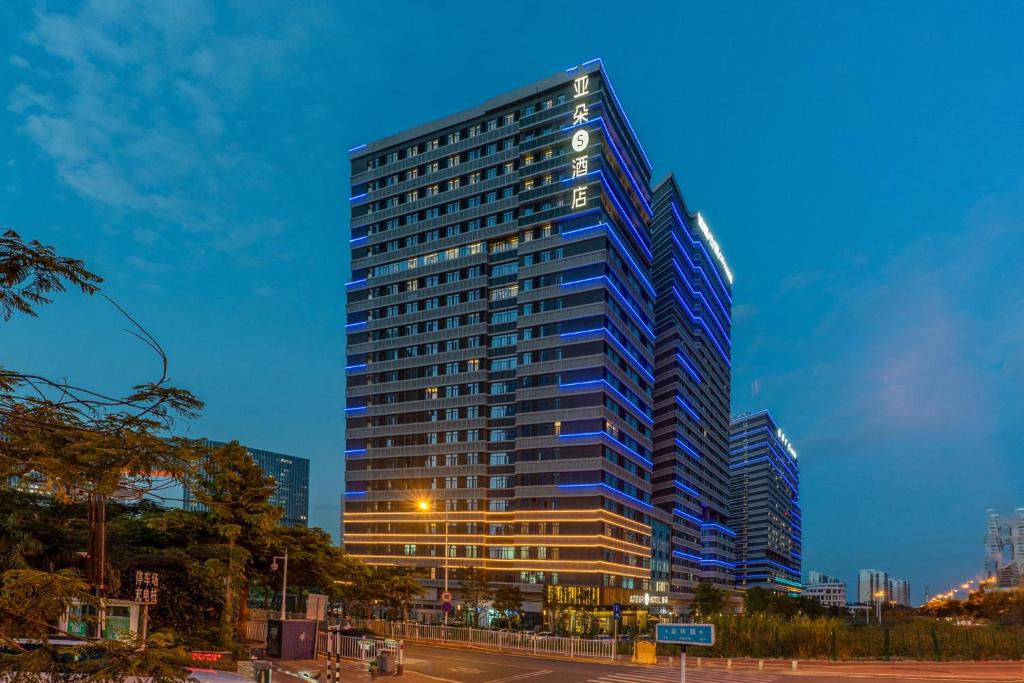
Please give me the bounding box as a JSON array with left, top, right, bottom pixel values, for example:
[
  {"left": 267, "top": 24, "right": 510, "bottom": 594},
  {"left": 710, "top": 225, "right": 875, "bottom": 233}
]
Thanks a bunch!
[{"left": 483, "top": 670, "right": 554, "bottom": 683}]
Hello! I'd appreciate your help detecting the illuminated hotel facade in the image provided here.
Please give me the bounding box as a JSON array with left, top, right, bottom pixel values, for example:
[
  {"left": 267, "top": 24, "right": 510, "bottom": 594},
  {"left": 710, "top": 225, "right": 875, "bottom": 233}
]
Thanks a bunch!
[
  {"left": 729, "top": 411, "right": 802, "bottom": 594},
  {"left": 344, "top": 61, "right": 734, "bottom": 623}
]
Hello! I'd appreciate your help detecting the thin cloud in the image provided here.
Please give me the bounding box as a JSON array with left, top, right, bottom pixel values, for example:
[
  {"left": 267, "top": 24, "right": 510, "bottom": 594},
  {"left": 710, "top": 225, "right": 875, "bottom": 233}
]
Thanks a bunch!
[{"left": 9, "top": 0, "right": 334, "bottom": 264}]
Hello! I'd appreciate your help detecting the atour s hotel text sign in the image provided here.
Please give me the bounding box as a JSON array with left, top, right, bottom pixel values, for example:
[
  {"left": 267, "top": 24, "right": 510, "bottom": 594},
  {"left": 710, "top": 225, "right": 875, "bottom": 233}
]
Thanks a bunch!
[{"left": 569, "top": 73, "right": 591, "bottom": 210}]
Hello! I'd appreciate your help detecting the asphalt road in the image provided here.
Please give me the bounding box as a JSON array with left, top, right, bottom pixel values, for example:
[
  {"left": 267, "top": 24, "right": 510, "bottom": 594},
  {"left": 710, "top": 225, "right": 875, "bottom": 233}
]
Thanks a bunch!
[{"left": 400, "top": 641, "right": 1024, "bottom": 683}]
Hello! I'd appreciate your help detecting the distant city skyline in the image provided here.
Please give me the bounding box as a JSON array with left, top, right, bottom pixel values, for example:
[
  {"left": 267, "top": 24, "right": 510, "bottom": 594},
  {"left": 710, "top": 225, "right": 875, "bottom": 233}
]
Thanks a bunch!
[{"left": 2, "top": 2, "right": 1022, "bottom": 605}]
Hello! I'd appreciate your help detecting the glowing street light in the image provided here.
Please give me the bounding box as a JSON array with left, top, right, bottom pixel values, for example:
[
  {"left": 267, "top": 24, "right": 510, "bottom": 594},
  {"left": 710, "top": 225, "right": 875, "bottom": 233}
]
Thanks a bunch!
[{"left": 417, "top": 499, "right": 450, "bottom": 628}]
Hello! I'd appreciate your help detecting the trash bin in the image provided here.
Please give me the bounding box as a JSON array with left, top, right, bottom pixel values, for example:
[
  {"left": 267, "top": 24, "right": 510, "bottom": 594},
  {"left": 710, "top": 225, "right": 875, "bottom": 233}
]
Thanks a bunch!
[
  {"left": 632, "top": 640, "right": 657, "bottom": 665},
  {"left": 252, "top": 660, "right": 273, "bottom": 682},
  {"left": 377, "top": 652, "right": 396, "bottom": 674}
]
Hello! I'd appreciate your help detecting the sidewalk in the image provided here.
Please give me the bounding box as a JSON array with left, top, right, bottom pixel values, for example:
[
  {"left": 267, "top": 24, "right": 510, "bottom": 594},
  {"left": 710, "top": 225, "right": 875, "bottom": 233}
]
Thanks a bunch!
[
  {"left": 270, "top": 656, "right": 440, "bottom": 682},
  {"left": 652, "top": 656, "right": 1024, "bottom": 680}
]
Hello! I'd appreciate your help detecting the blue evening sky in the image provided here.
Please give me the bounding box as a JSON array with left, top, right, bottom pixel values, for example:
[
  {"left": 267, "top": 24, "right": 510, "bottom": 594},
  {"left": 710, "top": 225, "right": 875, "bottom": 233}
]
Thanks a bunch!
[{"left": 2, "top": 1, "right": 1022, "bottom": 603}]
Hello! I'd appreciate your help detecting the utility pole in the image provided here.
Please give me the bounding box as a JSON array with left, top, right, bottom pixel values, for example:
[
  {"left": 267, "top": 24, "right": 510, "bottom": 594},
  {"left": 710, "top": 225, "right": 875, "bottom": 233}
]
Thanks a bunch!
[{"left": 87, "top": 493, "right": 108, "bottom": 639}]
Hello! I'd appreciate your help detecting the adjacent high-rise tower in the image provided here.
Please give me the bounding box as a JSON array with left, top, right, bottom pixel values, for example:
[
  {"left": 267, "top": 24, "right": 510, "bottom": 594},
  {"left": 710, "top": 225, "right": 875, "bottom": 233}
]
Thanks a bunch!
[
  {"left": 729, "top": 411, "right": 802, "bottom": 594},
  {"left": 344, "top": 61, "right": 735, "bottom": 624}
]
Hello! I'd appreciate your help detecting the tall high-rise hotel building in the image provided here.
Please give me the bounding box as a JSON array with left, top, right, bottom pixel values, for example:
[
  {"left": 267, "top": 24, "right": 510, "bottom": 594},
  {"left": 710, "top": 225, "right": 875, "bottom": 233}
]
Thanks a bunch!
[{"left": 344, "top": 61, "right": 734, "bottom": 617}]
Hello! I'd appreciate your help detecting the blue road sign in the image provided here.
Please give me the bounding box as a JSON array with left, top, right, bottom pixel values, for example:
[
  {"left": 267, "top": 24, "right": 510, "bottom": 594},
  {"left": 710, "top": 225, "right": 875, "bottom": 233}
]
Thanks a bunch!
[
  {"left": 655, "top": 623, "right": 715, "bottom": 646},
  {"left": 612, "top": 603, "right": 621, "bottom": 620},
  {"left": 442, "top": 601, "right": 453, "bottom": 613}
]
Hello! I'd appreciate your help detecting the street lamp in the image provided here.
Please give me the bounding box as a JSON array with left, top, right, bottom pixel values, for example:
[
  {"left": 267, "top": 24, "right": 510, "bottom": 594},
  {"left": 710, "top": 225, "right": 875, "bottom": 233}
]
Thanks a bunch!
[
  {"left": 417, "top": 499, "right": 449, "bottom": 628},
  {"left": 874, "top": 590, "right": 885, "bottom": 625},
  {"left": 271, "top": 550, "right": 289, "bottom": 621}
]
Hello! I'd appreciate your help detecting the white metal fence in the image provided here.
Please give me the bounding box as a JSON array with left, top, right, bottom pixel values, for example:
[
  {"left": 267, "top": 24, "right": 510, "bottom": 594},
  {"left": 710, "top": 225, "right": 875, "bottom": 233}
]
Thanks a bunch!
[
  {"left": 318, "top": 631, "right": 396, "bottom": 662},
  {"left": 346, "top": 618, "right": 615, "bottom": 660}
]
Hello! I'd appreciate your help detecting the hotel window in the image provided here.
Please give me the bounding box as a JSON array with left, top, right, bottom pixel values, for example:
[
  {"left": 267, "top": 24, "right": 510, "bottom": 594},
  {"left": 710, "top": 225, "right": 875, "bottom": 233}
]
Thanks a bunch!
[
  {"left": 467, "top": 358, "right": 480, "bottom": 371},
  {"left": 407, "top": 167, "right": 418, "bottom": 179},
  {"left": 466, "top": 545, "right": 479, "bottom": 558},
  {"left": 425, "top": 161, "right": 439, "bottom": 174},
  {"left": 503, "top": 162, "right": 514, "bottom": 174},
  {"left": 447, "top": 155, "right": 459, "bottom": 168},
  {"left": 406, "top": 145, "right": 418, "bottom": 157},
  {"left": 523, "top": 179, "right": 534, "bottom": 190},
  {"left": 486, "top": 119, "right": 497, "bottom": 131},
  {"left": 426, "top": 138, "right": 439, "bottom": 151},
  {"left": 502, "top": 139, "right": 514, "bottom": 151},
  {"left": 503, "top": 113, "right": 514, "bottom": 126},
  {"left": 425, "top": 454, "right": 438, "bottom": 467},
  {"left": 543, "top": 148, "right": 553, "bottom": 160},
  {"left": 445, "top": 476, "right": 457, "bottom": 488},
  {"left": 445, "top": 339, "right": 460, "bottom": 352},
  {"left": 425, "top": 387, "right": 438, "bottom": 399},
  {"left": 466, "top": 475, "right": 478, "bottom": 488},
  {"left": 468, "top": 172, "right": 481, "bottom": 184},
  {"left": 406, "top": 190, "right": 418, "bottom": 202},
  {"left": 447, "top": 132, "right": 460, "bottom": 145},
  {"left": 447, "top": 178, "right": 460, "bottom": 190},
  {"left": 445, "top": 385, "right": 459, "bottom": 398},
  {"left": 468, "top": 124, "right": 481, "bottom": 137},
  {"left": 426, "top": 184, "right": 439, "bottom": 197},
  {"left": 404, "top": 544, "right": 416, "bottom": 555},
  {"left": 386, "top": 152, "right": 398, "bottom": 164}
]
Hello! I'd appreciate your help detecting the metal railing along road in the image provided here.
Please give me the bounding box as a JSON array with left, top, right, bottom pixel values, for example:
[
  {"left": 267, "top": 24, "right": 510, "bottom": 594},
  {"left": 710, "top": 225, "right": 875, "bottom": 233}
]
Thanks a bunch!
[
  {"left": 318, "top": 631, "right": 396, "bottom": 663},
  {"left": 344, "top": 618, "right": 616, "bottom": 660}
]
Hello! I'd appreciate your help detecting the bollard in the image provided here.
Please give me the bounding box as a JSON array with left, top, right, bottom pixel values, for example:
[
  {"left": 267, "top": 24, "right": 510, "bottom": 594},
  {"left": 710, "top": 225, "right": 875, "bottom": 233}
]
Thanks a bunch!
[
  {"left": 791, "top": 660, "right": 798, "bottom": 670},
  {"left": 726, "top": 658, "right": 732, "bottom": 670},
  {"left": 758, "top": 660, "right": 765, "bottom": 670},
  {"left": 697, "top": 657, "right": 702, "bottom": 668}
]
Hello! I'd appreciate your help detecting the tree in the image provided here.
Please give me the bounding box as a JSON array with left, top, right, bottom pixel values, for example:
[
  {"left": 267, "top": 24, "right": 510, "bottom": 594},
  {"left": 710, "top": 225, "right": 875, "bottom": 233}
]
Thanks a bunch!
[
  {"left": 458, "top": 566, "right": 493, "bottom": 627},
  {"left": 0, "top": 229, "right": 200, "bottom": 679},
  {"left": 192, "top": 441, "right": 281, "bottom": 643},
  {"left": 374, "top": 568, "right": 423, "bottom": 622},
  {"left": 493, "top": 585, "right": 524, "bottom": 628},
  {"left": 693, "top": 581, "right": 726, "bottom": 617}
]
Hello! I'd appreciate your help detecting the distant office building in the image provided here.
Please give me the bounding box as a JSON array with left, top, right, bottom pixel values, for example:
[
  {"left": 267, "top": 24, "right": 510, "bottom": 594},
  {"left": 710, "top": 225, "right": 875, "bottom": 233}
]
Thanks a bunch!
[
  {"left": 888, "top": 577, "right": 911, "bottom": 607},
  {"left": 807, "top": 571, "right": 841, "bottom": 586},
  {"left": 985, "top": 508, "right": 1024, "bottom": 589},
  {"left": 857, "top": 569, "right": 890, "bottom": 604},
  {"left": 184, "top": 440, "right": 310, "bottom": 527},
  {"left": 729, "top": 411, "right": 801, "bottom": 594},
  {"left": 804, "top": 581, "right": 846, "bottom": 608}
]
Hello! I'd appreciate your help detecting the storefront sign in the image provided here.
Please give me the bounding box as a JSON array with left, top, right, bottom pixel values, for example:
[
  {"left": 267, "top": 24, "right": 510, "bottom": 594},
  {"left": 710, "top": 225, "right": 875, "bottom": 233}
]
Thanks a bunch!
[{"left": 627, "top": 592, "right": 669, "bottom": 606}]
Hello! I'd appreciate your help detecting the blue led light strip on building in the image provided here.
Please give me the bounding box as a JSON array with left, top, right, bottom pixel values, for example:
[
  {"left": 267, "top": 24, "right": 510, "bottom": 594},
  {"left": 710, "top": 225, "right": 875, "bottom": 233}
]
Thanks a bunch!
[
  {"left": 729, "top": 439, "right": 799, "bottom": 480},
  {"left": 670, "top": 202, "right": 732, "bottom": 301},
  {"left": 674, "top": 480, "right": 701, "bottom": 497},
  {"left": 673, "top": 508, "right": 704, "bottom": 525},
  {"left": 558, "top": 482, "right": 652, "bottom": 509},
  {"left": 675, "top": 396, "right": 701, "bottom": 422},
  {"left": 670, "top": 256, "right": 731, "bottom": 344},
  {"left": 676, "top": 353, "right": 702, "bottom": 384},
  {"left": 701, "top": 558, "right": 737, "bottom": 569},
  {"left": 668, "top": 230, "right": 732, "bottom": 324},
  {"left": 701, "top": 522, "right": 737, "bottom": 537},
  {"left": 559, "top": 326, "right": 654, "bottom": 382},
  {"left": 562, "top": 275, "right": 655, "bottom": 340},
  {"left": 574, "top": 58, "right": 654, "bottom": 172},
  {"left": 675, "top": 438, "right": 702, "bottom": 459},
  {"left": 735, "top": 558, "right": 801, "bottom": 576},
  {"left": 729, "top": 455, "right": 797, "bottom": 496},
  {"left": 560, "top": 379, "right": 653, "bottom": 426},
  {"left": 561, "top": 222, "right": 656, "bottom": 297},
  {"left": 671, "top": 286, "right": 732, "bottom": 368},
  {"left": 673, "top": 550, "right": 702, "bottom": 562},
  {"left": 558, "top": 430, "right": 653, "bottom": 468}
]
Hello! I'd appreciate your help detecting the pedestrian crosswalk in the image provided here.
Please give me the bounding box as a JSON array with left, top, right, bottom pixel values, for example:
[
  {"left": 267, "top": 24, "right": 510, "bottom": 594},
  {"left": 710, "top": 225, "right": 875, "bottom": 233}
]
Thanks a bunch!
[{"left": 584, "top": 665, "right": 779, "bottom": 683}]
